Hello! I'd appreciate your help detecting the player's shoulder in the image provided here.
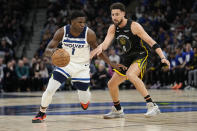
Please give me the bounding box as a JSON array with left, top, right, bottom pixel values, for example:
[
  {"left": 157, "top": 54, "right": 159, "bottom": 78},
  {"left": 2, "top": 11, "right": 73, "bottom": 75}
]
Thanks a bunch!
[
  {"left": 108, "top": 24, "right": 116, "bottom": 34},
  {"left": 87, "top": 27, "right": 96, "bottom": 37},
  {"left": 131, "top": 21, "right": 141, "bottom": 28},
  {"left": 109, "top": 24, "right": 116, "bottom": 30},
  {"left": 56, "top": 26, "right": 64, "bottom": 35},
  {"left": 86, "top": 27, "right": 96, "bottom": 44},
  {"left": 130, "top": 21, "right": 143, "bottom": 35},
  {"left": 52, "top": 26, "right": 64, "bottom": 40}
]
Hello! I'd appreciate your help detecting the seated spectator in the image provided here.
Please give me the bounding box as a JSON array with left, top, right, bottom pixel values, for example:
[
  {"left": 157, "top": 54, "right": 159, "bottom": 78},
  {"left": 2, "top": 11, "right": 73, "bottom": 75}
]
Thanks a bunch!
[
  {"left": 43, "top": 57, "right": 54, "bottom": 75},
  {"left": 92, "top": 63, "right": 110, "bottom": 90},
  {"left": 0, "top": 58, "right": 5, "bottom": 92},
  {"left": 30, "top": 58, "right": 43, "bottom": 91},
  {"left": 187, "top": 46, "right": 197, "bottom": 88},
  {"left": 3, "top": 60, "right": 17, "bottom": 92},
  {"left": 184, "top": 43, "right": 194, "bottom": 84},
  {"left": 15, "top": 59, "right": 30, "bottom": 92},
  {"left": 168, "top": 52, "right": 177, "bottom": 87},
  {"left": 109, "top": 48, "right": 120, "bottom": 64},
  {"left": 39, "top": 62, "right": 49, "bottom": 91},
  {"left": 108, "top": 61, "right": 116, "bottom": 77},
  {"left": 145, "top": 55, "right": 161, "bottom": 89},
  {"left": 172, "top": 45, "right": 186, "bottom": 89}
]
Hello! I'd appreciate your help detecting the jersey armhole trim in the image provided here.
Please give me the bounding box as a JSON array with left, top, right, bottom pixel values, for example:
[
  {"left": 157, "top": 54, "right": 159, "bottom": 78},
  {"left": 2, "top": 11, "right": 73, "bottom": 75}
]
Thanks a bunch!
[
  {"left": 85, "top": 27, "right": 89, "bottom": 43},
  {"left": 62, "top": 26, "right": 67, "bottom": 42}
]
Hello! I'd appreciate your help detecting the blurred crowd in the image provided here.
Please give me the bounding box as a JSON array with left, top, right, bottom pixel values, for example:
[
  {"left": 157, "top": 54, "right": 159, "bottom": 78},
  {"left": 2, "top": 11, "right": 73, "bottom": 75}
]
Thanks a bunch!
[
  {"left": 0, "top": 0, "right": 197, "bottom": 92},
  {"left": 135, "top": 0, "right": 197, "bottom": 89},
  {"left": 0, "top": 0, "right": 30, "bottom": 61}
]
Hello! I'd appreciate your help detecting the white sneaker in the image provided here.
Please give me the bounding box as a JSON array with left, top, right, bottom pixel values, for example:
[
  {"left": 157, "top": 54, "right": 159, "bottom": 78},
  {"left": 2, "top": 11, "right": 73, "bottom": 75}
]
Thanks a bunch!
[
  {"left": 144, "top": 102, "right": 160, "bottom": 117},
  {"left": 103, "top": 106, "right": 124, "bottom": 119}
]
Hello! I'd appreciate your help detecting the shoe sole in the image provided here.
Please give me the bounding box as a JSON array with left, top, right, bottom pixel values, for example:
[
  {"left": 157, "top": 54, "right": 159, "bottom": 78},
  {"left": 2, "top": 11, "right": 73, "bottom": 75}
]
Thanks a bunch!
[
  {"left": 81, "top": 104, "right": 89, "bottom": 110},
  {"left": 80, "top": 102, "right": 89, "bottom": 110},
  {"left": 144, "top": 110, "right": 161, "bottom": 118},
  {"left": 103, "top": 115, "right": 124, "bottom": 119},
  {"left": 32, "top": 119, "right": 44, "bottom": 123}
]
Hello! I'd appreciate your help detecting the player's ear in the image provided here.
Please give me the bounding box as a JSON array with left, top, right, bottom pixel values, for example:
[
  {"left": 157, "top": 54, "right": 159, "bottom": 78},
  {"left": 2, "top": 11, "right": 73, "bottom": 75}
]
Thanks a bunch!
[
  {"left": 70, "top": 19, "right": 74, "bottom": 25},
  {"left": 122, "top": 11, "right": 125, "bottom": 17}
]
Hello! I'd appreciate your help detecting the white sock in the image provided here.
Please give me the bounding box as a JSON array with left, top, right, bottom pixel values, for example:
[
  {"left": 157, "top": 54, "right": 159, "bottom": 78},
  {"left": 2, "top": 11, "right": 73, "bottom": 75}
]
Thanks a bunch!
[
  {"left": 40, "top": 106, "right": 47, "bottom": 113},
  {"left": 41, "top": 78, "right": 61, "bottom": 108},
  {"left": 77, "top": 89, "right": 91, "bottom": 104}
]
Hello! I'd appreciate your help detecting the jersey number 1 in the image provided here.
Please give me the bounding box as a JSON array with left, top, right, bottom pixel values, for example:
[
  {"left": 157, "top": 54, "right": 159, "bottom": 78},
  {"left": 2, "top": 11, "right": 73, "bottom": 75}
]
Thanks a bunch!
[{"left": 72, "top": 48, "right": 75, "bottom": 55}]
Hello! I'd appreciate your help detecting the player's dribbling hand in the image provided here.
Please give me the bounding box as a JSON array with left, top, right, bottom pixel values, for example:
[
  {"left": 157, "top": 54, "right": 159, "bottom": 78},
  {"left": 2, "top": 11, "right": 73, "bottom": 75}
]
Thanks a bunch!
[{"left": 161, "top": 58, "right": 170, "bottom": 69}]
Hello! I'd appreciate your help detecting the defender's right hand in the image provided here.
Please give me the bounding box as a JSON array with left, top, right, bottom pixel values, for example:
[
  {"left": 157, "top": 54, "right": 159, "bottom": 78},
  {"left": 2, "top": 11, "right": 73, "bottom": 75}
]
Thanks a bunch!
[{"left": 112, "top": 63, "right": 128, "bottom": 72}]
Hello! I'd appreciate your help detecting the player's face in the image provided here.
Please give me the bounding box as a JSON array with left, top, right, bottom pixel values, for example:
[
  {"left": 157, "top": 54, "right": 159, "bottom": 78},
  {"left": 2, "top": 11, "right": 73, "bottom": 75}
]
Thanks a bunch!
[
  {"left": 72, "top": 17, "right": 86, "bottom": 32},
  {"left": 111, "top": 9, "right": 125, "bottom": 26}
]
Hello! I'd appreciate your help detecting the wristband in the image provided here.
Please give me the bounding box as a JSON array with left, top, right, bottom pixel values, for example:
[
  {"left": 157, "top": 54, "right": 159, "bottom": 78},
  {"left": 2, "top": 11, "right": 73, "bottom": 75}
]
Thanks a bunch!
[{"left": 152, "top": 43, "right": 160, "bottom": 50}]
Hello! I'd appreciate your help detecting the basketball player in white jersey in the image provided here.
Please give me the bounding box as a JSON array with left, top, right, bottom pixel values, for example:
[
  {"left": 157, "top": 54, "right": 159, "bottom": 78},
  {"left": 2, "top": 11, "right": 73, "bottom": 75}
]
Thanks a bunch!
[{"left": 32, "top": 11, "right": 126, "bottom": 123}]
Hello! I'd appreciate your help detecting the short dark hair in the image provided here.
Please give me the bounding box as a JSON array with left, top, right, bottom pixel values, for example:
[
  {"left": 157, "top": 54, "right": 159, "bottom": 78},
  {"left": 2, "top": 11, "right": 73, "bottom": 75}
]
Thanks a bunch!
[
  {"left": 110, "top": 2, "right": 126, "bottom": 12},
  {"left": 70, "top": 10, "right": 86, "bottom": 21}
]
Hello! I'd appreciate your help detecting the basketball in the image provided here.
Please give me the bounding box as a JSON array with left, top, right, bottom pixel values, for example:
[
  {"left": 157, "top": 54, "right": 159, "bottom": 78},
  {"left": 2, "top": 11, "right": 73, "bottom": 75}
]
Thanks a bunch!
[{"left": 51, "top": 48, "right": 70, "bottom": 67}]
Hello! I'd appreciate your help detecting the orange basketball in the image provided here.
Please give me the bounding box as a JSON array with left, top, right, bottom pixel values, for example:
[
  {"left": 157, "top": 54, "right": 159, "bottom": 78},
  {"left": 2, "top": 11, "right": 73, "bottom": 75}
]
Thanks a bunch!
[{"left": 51, "top": 49, "right": 70, "bottom": 67}]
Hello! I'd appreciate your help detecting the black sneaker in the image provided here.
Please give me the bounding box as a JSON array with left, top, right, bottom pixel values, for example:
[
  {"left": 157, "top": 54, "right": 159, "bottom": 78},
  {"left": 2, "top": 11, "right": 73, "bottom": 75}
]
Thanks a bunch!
[{"left": 32, "top": 111, "right": 46, "bottom": 123}]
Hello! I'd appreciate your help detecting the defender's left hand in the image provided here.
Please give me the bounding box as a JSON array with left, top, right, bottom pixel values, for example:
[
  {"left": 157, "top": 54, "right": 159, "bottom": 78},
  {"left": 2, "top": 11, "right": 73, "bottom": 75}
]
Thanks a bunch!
[
  {"left": 161, "top": 58, "right": 170, "bottom": 69},
  {"left": 111, "top": 63, "right": 128, "bottom": 71}
]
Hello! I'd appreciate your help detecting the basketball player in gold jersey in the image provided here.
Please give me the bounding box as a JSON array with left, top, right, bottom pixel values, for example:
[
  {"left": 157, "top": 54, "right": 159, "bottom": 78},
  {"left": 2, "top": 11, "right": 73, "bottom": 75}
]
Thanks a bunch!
[{"left": 91, "top": 2, "right": 170, "bottom": 118}]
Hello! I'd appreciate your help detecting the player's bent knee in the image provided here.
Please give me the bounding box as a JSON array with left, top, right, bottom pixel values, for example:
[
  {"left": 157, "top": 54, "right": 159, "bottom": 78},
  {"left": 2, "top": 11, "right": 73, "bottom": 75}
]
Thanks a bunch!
[
  {"left": 108, "top": 79, "right": 118, "bottom": 88},
  {"left": 107, "top": 80, "right": 112, "bottom": 87}
]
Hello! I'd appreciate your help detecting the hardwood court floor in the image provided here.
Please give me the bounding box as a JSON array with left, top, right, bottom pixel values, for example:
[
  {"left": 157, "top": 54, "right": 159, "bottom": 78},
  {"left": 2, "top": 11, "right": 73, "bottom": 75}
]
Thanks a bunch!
[{"left": 0, "top": 89, "right": 197, "bottom": 131}]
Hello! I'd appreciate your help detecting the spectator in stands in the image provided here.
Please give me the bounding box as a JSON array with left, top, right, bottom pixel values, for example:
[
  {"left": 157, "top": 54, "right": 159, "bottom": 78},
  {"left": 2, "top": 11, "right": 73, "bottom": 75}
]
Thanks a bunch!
[
  {"left": 22, "top": 56, "right": 30, "bottom": 67},
  {"left": 15, "top": 59, "right": 29, "bottom": 92},
  {"left": 187, "top": 46, "right": 197, "bottom": 88},
  {"left": 39, "top": 61, "right": 49, "bottom": 91},
  {"left": 109, "top": 48, "right": 120, "bottom": 64},
  {"left": 92, "top": 63, "right": 110, "bottom": 90},
  {"left": 0, "top": 58, "right": 4, "bottom": 92},
  {"left": 108, "top": 61, "right": 116, "bottom": 77},
  {"left": 0, "top": 38, "right": 9, "bottom": 56},
  {"left": 145, "top": 56, "right": 161, "bottom": 89},
  {"left": 90, "top": 61, "right": 97, "bottom": 88},
  {"left": 30, "top": 58, "right": 43, "bottom": 91},
  {"left": 3, "top": 60, "right": 17, "bottom": 92},
  {"left": 168, "top": 51, "right": 175, "bottom": 77},
  {"left": 184, "top": 43, "right": 194, "bottom": 82},
  {"left": 172, "top": 45, "right": 186, "bottom": 89}
]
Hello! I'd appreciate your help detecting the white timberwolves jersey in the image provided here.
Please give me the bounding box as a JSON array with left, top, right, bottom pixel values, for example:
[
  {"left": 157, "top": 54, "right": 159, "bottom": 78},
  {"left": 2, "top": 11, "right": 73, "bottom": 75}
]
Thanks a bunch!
[{"left": 61, "top": 25, "right": 90, "bottom": 64}]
